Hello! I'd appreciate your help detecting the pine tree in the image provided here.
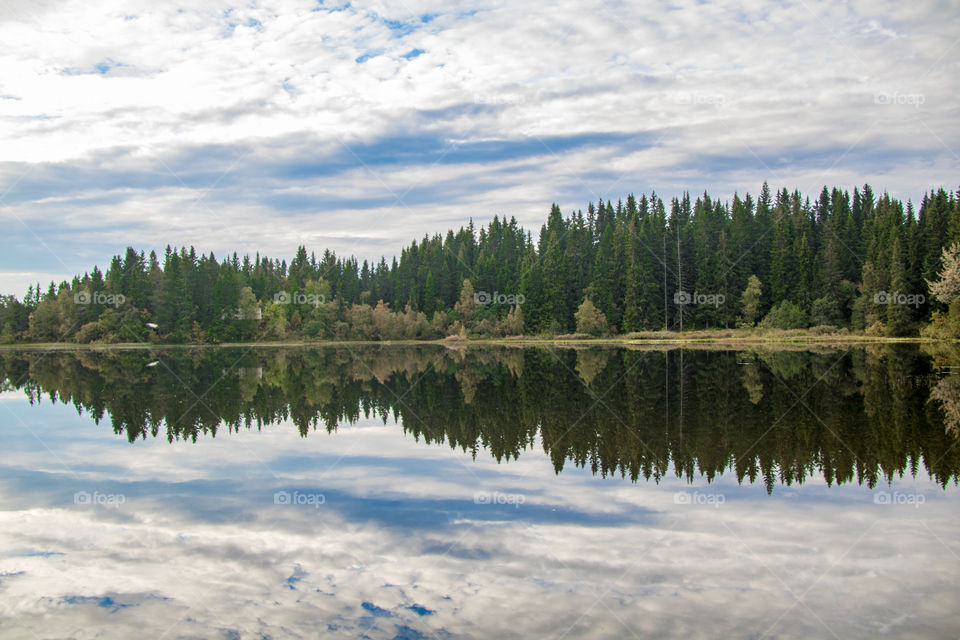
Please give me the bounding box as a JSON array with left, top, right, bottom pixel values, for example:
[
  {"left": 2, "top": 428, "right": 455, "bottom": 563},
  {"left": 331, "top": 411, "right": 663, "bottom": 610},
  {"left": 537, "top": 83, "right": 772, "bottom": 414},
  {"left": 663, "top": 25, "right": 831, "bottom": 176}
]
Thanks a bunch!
[
  {"left": 423, "top": 270, "right": 438, "bottom": 317},
  {"left": 886, "top": 237, "right": 913, "bottom": 336},
  {"left": 8, "top": 182, "right": 960, "bottom": 344},
  {"left": 590, "top": 224, "right": 619, "bottom": 330}
]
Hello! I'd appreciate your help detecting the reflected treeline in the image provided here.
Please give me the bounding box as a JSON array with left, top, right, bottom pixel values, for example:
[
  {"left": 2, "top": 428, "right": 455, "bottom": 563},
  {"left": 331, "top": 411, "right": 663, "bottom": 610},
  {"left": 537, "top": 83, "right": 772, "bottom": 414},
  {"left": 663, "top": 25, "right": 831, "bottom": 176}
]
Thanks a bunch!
[{"left": 2, "top": 345, "right": 958, "bottom": 492}]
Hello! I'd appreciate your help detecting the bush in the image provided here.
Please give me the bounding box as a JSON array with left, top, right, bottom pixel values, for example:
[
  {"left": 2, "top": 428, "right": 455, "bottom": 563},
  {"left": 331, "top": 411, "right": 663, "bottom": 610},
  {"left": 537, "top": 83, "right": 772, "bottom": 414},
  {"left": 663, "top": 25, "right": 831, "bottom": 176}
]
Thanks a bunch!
[
  {"left": 921, "top": 310, "right": 958, "bottom": 340},
  {"left": 474, "top": 317, "right": 502, "bottom": 337},
  {"left": 760, "top": 301, "right": 808, "bottom": 330},
  {"left": 865, "top": 321, "right": 886, "bottom": 337},
  {"left": 303, "top": 320, "right": 324, "bottom": 338},
  {"left": 808, "top": 324, "right": 840, "bottom": 335},
  {"left": 75, "top": 322, "right": 103, "bottom": 343}
]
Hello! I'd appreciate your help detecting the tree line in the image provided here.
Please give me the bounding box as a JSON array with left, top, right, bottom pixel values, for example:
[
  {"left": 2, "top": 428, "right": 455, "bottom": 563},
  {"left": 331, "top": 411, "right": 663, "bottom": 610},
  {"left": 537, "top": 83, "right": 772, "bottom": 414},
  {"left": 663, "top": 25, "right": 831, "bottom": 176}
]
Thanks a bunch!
[{"left": 2, "top": 182, "right": 959, "bottom": 344}]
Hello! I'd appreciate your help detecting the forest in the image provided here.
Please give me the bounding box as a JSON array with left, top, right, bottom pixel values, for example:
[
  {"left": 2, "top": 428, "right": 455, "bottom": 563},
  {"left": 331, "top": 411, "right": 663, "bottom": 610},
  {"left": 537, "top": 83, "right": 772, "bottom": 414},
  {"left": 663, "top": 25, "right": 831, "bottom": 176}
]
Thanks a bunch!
[{"left": 2, "top": 182, "right": 959, "bottom": 344}]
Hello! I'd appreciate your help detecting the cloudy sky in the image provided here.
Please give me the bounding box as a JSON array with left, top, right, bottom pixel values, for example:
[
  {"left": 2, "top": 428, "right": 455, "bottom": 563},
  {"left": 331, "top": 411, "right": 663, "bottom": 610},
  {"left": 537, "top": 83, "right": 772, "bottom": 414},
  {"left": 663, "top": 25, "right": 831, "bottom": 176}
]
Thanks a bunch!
[{"left": 1, "top": 0, "right": 958, "bottom": 295}]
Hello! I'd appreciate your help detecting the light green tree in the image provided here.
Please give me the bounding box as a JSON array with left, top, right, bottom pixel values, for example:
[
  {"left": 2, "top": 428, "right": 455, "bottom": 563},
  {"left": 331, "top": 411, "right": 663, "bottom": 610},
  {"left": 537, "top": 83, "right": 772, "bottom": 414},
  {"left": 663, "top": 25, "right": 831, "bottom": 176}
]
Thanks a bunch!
[
  {"left": 925, "top": 241, "right": 960, "bottom": 337},
  {"left": 738, "top": 275, "right": 762, "bottom": 327},
  {"left": 454, "top": 279, "right": 477, "bottom": 326},
  {"left": 503, "top": 305, "right": 524, "bottom": 336},
  {"left": 575, "top": 297, "right": 608, "bottom": 336},
  {"left": 927, "top": 241, "right": 960, "bottom": 305}
]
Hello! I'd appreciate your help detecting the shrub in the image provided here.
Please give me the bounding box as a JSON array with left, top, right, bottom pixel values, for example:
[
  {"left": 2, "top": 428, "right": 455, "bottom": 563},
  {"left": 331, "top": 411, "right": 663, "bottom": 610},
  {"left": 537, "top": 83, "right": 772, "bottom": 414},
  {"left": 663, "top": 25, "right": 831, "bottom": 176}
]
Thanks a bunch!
[
  {"left": 760, "top": 301, "right": 808, "bottom": 330},
  {"left": 303, "top": 320, "right": 324, "bottom": 338},
  {"left": 75, "top": 322, "right": 103, "bottom": 343},
  {"left": 808, "top": 324, "right": 840, "bottom": 335}
]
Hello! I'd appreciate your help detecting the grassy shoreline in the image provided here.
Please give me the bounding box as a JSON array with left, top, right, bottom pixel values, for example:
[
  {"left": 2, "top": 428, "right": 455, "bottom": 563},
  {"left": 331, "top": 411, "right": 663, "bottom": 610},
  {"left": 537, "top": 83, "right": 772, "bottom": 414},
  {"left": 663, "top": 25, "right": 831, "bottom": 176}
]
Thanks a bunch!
[{"left": 0, "top": 329, "right": 952, "bottom": 351}]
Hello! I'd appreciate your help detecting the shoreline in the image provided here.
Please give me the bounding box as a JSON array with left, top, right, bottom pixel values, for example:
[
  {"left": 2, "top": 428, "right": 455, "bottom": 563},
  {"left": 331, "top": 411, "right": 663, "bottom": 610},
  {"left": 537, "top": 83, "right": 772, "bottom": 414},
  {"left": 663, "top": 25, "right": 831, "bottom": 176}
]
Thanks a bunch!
[{"left": 0, "top": 332, "right": 953, "bottom": 351}]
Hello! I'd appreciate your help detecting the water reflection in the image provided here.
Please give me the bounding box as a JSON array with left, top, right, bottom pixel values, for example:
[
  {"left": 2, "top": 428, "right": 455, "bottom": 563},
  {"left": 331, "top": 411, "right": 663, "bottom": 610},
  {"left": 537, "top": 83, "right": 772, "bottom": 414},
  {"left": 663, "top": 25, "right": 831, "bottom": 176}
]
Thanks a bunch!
[
  {"left": 1, "top": 344, "right": 958, "bottom": 490},
  {"left": 1, "top": 345, "right": 959, "bottom": 638}
]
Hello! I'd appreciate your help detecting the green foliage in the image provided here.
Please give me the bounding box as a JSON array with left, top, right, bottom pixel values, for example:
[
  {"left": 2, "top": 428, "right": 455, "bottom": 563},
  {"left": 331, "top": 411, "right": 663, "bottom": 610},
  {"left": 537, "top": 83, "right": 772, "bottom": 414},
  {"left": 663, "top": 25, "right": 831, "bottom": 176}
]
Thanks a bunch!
[
  {"left": 2, "top": 183, "right": 958, "bottom": 344},
  {"left": 575, "top": 297, "right": 608, "bottom": 336},
  {"left": 303, "top": 320, "right": 324, "bottom": 338},
  {"left": 503, "top": 305, "right": 524, "bottom": 336},
  {"left": 809, "top": 296, "right": 840, "bottom": 327},
  {"left": 927, "top": 241, "right": 960, "bottom": 305},
  {"left": 453, "top": 279, "right": 477, "bottom": 326},
  {"left": 760, "top": 300, "right": 808, "bottom": 329},
  {"left": 739, "top": 275, "right": 762, "bottom": 327}
]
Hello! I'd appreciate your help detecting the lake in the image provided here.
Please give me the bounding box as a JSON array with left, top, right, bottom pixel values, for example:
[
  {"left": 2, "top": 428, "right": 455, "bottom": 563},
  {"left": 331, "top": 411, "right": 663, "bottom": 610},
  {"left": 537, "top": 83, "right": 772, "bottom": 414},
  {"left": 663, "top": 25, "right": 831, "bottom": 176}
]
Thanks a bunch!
[{"left": 1, "top": 344, "right": 958, "bottom": 639}]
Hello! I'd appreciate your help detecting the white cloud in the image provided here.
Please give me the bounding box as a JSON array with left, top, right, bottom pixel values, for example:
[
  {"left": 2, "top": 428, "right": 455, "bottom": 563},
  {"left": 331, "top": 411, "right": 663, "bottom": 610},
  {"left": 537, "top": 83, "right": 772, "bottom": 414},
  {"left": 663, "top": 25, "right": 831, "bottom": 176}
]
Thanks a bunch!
[{"left": 0, "top": 0, "right": 957, "bottom": 292}]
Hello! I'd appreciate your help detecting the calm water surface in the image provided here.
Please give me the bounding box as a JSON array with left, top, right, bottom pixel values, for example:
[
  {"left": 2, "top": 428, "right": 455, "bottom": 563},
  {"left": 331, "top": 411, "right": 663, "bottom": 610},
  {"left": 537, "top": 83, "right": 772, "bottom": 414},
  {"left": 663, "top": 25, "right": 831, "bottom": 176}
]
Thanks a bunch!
[{"left": 1, "top": 345, "right": 958, "bottom": 639}]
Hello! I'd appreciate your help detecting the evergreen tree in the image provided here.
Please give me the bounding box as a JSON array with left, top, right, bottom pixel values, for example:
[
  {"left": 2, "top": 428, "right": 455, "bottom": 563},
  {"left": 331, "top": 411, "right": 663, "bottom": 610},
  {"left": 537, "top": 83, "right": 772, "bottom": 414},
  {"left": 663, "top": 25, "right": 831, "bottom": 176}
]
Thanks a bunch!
[{"left": 6, "top": 182, "right": 958, "bottom": 344}]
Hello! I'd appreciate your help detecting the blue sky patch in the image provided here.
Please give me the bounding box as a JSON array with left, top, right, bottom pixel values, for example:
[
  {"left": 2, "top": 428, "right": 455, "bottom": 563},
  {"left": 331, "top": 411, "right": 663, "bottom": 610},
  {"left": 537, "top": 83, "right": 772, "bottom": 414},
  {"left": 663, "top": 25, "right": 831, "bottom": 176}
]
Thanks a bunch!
[
  {"left": 406, "top": 604, "right": 435, "bottom": 616},
  {"left": 361, "top": 601, "right": 394, "bottom": 617}
]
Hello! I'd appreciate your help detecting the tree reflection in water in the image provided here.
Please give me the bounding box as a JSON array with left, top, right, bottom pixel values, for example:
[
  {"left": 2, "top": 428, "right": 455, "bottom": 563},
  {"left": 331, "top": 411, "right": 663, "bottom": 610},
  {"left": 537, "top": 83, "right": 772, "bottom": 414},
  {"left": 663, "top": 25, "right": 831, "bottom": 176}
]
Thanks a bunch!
[{"left": 2, "top": 344, "right": 958, "bottom": 492}]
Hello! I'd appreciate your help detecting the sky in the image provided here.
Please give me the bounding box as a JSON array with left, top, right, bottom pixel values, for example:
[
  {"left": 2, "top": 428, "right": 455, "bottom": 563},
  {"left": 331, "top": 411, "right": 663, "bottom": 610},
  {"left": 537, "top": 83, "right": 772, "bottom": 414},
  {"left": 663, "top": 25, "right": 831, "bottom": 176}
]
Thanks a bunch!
[{"left": 0, "top": 0, "right": 958, "bottom": 295}]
